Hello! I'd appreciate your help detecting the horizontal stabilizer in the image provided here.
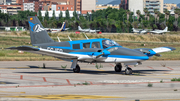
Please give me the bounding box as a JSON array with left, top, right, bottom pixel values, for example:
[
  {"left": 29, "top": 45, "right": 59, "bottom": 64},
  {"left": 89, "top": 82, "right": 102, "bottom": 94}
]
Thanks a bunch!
[{"left": 7, "top": 46, "right": 77, "bottom": 59}]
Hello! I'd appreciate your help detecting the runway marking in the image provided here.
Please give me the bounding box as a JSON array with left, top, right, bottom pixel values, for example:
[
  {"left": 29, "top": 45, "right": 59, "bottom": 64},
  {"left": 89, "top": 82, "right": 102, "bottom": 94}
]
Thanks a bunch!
[
  {"left": 66, "top": 79, "right": 71, "bottom": 85},
  {"left": 109, "top": 64, "right": 115, "bottom": 67},
  {"left": 5, "top": 94, "right": 122, "bottom": 100},
  {"left": 43, "top": 77, "right": 47, "bottom": 82},
  {"left": 147, "top": 66, "right": 154, "bottom": 69},
  {"left": 167, "top": 67, "right": 174, "bottom": 70}
]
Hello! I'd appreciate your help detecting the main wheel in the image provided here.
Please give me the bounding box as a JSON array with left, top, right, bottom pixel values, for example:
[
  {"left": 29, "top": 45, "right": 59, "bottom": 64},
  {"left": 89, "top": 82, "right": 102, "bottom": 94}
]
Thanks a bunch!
[
  {"left": 114, "top": 63, "right": 122, "bottom": 72},
  {"left": 125, "top": 67, "right": 132, "bottom": 75},
  {"left": 73, "top": 65, "right": 80, "bottom": 73}
]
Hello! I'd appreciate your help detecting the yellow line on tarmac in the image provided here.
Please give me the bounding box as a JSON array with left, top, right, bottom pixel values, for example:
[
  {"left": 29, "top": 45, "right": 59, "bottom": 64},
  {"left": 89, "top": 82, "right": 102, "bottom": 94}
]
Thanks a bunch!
[
  {"left": 5, "top": 94, "right": 123, "bottom": 100},
  {"left": 0, "top": 91, "right": 25, "bottom": 94},
  {"left": 140, "top": 99, "right": 180, "bottom": 101},
  {"left": 17, "top": 67, "right": 30, "bottom": 68}
]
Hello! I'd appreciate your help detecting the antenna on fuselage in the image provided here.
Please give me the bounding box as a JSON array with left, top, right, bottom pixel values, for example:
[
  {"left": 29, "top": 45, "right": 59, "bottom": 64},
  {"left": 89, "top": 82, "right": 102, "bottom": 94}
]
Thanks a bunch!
[
  {"left": 83, "top": 33, "right": 89, "bottom": 40},
  {"left": 68, "top": 35, "right": 72, "bottom": 41},
  {"left": 57, "top": 36, "right": 61, "bottom": 42}
]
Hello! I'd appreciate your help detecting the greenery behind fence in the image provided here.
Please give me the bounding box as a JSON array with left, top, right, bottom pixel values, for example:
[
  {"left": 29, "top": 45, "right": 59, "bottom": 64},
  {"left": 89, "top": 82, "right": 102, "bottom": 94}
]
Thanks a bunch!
[{"left": 1, "top": 8, "right": 180, "bottom": 33}]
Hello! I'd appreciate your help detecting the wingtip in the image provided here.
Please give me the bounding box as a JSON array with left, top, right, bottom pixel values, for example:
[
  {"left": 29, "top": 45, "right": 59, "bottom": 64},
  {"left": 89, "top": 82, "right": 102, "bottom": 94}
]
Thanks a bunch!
[{"left": 164, "top": 47, "right": 176, "bottom": 51}]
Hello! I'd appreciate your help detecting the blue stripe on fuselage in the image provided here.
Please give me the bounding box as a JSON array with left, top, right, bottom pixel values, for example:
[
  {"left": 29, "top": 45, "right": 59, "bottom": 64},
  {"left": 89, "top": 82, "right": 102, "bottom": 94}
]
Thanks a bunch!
[{"left": 69, "top": 52, "right": 149, "bottom": 60}]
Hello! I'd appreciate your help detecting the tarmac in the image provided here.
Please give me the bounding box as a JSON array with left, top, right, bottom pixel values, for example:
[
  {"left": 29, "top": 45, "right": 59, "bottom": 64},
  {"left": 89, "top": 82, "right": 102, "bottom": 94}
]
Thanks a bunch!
[{"left": 0, "top": 61, "right": 180, "bottom": 101}]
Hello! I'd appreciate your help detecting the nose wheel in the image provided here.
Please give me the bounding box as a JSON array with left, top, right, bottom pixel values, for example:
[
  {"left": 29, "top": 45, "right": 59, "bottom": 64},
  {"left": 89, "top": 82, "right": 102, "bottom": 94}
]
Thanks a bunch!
[
  {"left": 125, "top": 66, "right": 132, "bottom": 75},
  {"left": 73, "top": 64, "right": 81, "bottom": 73}
]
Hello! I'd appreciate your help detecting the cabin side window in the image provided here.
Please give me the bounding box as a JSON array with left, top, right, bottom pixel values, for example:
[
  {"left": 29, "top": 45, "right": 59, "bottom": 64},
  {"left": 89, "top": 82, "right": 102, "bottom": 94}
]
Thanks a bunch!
[
  {"left": 92, "top": 42, "right": 100, "bottom": 48},
  {"left": 83, "top": 43, "right": 90, "bottom": 49},
  {"left": 73, "top": 44, "right": 80, "bottom": 49}
]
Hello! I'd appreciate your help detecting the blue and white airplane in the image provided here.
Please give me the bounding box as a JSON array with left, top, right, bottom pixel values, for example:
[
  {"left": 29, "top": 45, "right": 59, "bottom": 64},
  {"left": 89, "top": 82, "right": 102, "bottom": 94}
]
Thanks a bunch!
[
  {"left": 7, "top": 16, "right": 176, "bottom": 75},
  {"left": 45, "top": 22, "right": 69, "bottom": 33}
]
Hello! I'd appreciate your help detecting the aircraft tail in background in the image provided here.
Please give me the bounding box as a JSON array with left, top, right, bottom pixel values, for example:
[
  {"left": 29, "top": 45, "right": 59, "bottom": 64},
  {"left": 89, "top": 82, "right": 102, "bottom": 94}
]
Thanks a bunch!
[
  {"left": 164, "top": 27, "right": 168, "bottom": 31},
  {"left": 78, "top": 26, "right": 82, "bottom": 30},
  {"left": 28, "top": 16, "right": 54, "bottom": 45}
]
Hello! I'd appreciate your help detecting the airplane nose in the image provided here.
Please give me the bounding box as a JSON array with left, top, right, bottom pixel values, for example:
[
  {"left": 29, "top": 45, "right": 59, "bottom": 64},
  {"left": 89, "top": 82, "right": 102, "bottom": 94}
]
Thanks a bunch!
[{"left": 110, "top": 47, "right": 149, "bottom": 60}]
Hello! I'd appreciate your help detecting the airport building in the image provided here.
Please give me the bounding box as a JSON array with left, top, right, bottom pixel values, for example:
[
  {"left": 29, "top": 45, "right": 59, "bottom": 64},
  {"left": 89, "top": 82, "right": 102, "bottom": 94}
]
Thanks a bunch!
[{"left": 120, "top": 0, "right": 164, "bottom": 15}]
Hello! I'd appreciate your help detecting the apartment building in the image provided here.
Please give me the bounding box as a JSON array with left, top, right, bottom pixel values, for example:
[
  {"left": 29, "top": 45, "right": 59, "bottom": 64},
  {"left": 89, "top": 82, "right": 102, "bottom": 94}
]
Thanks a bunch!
[
  {"left": 120, "top": 0, "right": 164, "bottom": 15},
  {"left": 144, "top": 0, "right": 164, "bottom": 14},
  {"left": 81, "top": 0, "right": 95, "bottom": 14},
  {"left": 0, "top": 4, "right": 22, "bottom": 14}
]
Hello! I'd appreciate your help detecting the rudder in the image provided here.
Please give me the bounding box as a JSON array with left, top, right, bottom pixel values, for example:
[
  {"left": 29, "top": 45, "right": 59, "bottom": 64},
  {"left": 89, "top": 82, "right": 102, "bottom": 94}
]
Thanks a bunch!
[{"left": 28, "top": 16, "right": 54, "bottom": 45}]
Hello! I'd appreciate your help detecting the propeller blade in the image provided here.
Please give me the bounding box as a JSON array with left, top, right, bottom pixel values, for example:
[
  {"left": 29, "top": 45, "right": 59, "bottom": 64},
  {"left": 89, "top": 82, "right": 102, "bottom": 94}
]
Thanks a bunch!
[
  {"left": 155, "top": 53, "right": 161, "bottom": 57},
  {"left": 96, "top": 53, "right": 104, "bottom": 58},
  {"left": 140, "top": 49, "right": 150, "bottom": 54}
]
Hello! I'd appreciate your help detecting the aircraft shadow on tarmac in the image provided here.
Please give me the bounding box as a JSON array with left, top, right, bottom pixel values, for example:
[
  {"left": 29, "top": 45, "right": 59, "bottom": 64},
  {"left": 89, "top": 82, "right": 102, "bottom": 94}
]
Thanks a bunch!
[{"left": 14, "top": 65, "right": 171, "bottom": 76}]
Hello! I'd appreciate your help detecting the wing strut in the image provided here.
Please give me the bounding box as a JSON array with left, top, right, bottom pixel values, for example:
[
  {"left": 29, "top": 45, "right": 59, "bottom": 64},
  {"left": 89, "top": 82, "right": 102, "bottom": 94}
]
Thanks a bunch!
[
  {"left": 57, "top": 36, "right": 61, "bottom": 42},
  {"left": 68, "top": 35, "right": 72, "bottom": 41},
  {"left": 83, "top": 33, "right": 89, "bottom": 40}
]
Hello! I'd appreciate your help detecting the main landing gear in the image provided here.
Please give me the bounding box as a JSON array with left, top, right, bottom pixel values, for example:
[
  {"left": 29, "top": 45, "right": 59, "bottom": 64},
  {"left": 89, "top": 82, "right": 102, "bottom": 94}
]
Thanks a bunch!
[
  {"left": 73, "top": 64, "right": 80, "bottom": 73},
  {"left": 114, "top": 63, "right": 133, "bottom": 75}
]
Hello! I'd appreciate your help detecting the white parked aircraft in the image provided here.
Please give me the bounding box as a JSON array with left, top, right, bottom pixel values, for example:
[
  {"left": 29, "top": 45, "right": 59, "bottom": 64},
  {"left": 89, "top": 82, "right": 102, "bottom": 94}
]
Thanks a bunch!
[
  {"left": 78, "top": 26, "right": 100, "bottom": 33},
  {"left": 150, "top": 27, "right": 170, "bottom": 34},
  {"left": 45, "top": 22, "right": 69, "bottom": 33},
  {"left": 132, "top": 28, "right": 148, "bottom": 34}
]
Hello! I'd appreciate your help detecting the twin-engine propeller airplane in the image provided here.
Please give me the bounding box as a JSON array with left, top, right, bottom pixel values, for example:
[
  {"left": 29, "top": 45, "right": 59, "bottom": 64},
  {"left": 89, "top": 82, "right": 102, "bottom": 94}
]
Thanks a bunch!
[{"left": 7, "top": 16, "right": 176, "bottom": 75}]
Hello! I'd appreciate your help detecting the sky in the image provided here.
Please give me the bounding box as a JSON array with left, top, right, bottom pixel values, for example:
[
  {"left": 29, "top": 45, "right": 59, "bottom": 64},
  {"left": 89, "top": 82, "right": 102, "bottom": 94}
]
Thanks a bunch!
[
  {"left": 97, "top": 0, "right": 180, "bottom": 5},
  {"left": 164, "top": 0, "right": 180, "bottom": 4}
]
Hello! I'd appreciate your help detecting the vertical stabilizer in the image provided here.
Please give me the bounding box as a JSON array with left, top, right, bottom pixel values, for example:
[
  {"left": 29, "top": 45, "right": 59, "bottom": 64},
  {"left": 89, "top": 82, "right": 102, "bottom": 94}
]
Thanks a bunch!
[
  {"left": 164, "top": 27, "right": 168, "bottom": 31},
  {"left": 62, "top": 22, "right": 66, "bottom": 30},
  {"left": 28, "top": 16, "right": 54, "bottom": 45},
  {"left": 78, "top": 26, "right": 82, "bottom": 30}
]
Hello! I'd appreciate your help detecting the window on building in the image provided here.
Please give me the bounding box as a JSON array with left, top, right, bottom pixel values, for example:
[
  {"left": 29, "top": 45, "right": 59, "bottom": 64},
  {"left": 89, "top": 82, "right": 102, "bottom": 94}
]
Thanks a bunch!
[
  {"left": 92, "top": 42, "right": 100, "bottom": 48},
  {"left": 62, "top": 7, "right": 64, "bottom": 10},
  {"left": 71, "top": 7, "right": 72, "bottom": 10},
  {"left": 67, "top": 7, "right": 68, "bottom": 9},
  {"left": 58, "top": 7, "right": 60, "bottom": 9},
  {"left": 73, "top": 44, "right": 80, "bottom": 49}
]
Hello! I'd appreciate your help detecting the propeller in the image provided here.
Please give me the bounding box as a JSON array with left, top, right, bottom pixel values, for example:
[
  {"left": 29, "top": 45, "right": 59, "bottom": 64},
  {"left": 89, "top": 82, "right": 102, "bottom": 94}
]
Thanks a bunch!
[
  {"left": 139, "top": 49, "right": 161, "bottom": 57},
  {"left": 96, "top": 47, "right": 118, "bottom": 58}
]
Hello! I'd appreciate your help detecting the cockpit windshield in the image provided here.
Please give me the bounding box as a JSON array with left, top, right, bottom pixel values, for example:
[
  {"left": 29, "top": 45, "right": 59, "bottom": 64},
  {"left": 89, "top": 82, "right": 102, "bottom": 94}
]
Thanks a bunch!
[{"left": 102, "top": 39, "right": 120, "bottom": 49}]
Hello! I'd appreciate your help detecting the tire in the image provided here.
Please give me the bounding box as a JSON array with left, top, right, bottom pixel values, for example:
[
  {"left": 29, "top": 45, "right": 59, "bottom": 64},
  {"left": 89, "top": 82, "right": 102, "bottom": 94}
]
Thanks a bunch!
[
  {"left": 125, "top": 68, "right": 132, "bottom": 75},
  {"left": 73, "top": 65, "right": 80, "bottom": 73},
  {"left": 114, "top": 63, "right": 122, "bottom": 72}
]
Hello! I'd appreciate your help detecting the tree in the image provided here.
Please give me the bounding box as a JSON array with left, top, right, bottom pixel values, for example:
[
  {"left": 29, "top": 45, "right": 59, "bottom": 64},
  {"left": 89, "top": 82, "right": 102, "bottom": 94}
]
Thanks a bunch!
[
  {"left": 164, "top": 9, "right": 170, "bottom": 22},
  {"left": 65, "top": 10, "right": 70, "bottom": 20},
  {"left": 143, "top": 8, "right": 148, "bottom": 20},
  {"left": 136, "top": 10, "right": 141, "bottom": 21},
  {"left": 154, "top": 9, "right": 159, "bottom": 24},
  {"left": 126, "top": 10, "right": 131, "bottom": 21},
  {"left": 44, "top": 10, "right": 49, "bottom": 21},
  {"left": 73, "top": 10, "right": 77, "bottom": 20},
  {"left": 174, "top": 8, "right": 180, "bottom": 21}
]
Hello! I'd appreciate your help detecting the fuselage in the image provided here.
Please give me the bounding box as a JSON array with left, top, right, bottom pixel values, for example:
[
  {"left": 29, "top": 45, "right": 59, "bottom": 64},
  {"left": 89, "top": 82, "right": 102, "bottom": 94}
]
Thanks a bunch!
[{"left": 35, "top": 38, "right": 149, "bottom": 63}]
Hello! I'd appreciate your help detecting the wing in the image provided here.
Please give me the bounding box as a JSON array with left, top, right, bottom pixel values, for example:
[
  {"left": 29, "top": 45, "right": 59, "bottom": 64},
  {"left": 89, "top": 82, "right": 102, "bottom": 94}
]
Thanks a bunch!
[
  {"left": 7, "top": 46, "right": 77, "bottom": 59},
  {"left": 134, "top": 47, "right": 176, "bottom": 57},
  {"left": 152, "top": 47, "right": 176, "bottom": 54}
]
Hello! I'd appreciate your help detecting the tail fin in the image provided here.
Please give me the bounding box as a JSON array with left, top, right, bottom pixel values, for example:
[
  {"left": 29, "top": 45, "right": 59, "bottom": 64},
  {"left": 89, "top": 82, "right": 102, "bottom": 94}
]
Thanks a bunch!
[
  {"left": 164, "top": 27, "right": 168, "bottom": 31},
  {"left": 28, "top": 16, "right": 54, "bottom": 45},
  {"left": 78, "top": 26, "right": 82, "bottom": 30},
  {"left": 60, "top": 22, "right": 66, "bottom": 31},
  {"left": 132, "top": 28, "right": 136, "bottom": 32}
]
